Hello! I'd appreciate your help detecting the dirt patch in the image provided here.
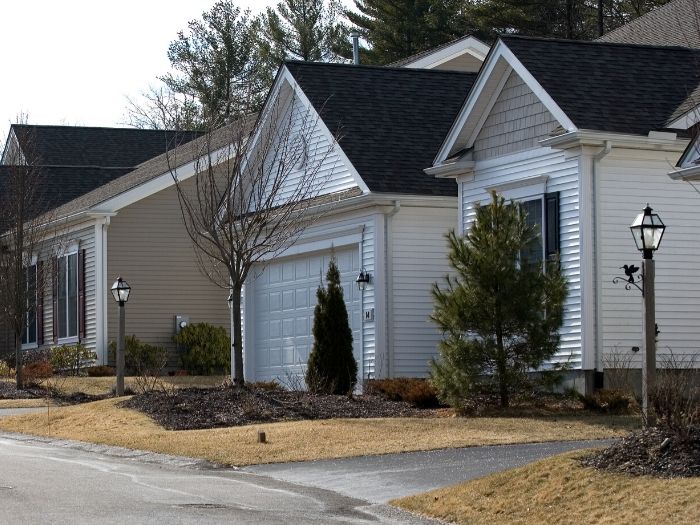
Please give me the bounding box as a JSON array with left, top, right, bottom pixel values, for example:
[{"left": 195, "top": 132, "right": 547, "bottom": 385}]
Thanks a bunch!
[
  {"left": 580, "top": 426, "right": 700, "bottom": 478},
  {"left": 121, "top": 385, "right": 438, "bottom": 430}
]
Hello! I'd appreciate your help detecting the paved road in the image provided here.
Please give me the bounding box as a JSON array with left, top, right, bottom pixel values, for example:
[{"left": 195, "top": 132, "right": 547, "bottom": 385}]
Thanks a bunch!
[
  {"left": 0, "top": 433, "right": 440, "bottom": 525},
  {"left": 247, "top": 439, "right": 616, "bottom": 503}
]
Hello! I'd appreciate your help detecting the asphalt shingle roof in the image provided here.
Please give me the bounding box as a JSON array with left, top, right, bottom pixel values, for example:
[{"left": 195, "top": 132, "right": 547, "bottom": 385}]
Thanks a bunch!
[
  {"left": 501, "top": 35, "right": 700, "bottom": 135},
  {"left": 598, "top": 0, "right": 700, "bottom": 48},
  {"left": 10, "top": 124, "right": 202, "bottom": 167},
  {"left": 285, "top": 62, "right": 477, "bottom": 196}
]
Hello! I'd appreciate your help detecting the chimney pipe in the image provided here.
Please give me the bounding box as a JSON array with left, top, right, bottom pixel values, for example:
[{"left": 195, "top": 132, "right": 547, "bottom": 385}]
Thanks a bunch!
[{"left": 350, "top": 31, "right": 360, "bottom": 65}]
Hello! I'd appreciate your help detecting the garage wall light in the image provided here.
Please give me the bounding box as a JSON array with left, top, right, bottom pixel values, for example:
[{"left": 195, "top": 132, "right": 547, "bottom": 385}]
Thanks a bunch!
[{"left": 356, "top": 269, "right": 371, "bottom": 290}]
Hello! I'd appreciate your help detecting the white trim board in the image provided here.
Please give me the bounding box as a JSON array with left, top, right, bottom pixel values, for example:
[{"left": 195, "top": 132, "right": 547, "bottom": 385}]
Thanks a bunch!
[{"left": 402, "top": 36, "right": 490, "bottom": 70}]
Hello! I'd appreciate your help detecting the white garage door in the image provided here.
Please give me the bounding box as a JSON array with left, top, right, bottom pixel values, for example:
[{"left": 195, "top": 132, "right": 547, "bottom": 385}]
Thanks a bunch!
[{"left": 252, "top": 247, "right": 362, "bottom": 386}]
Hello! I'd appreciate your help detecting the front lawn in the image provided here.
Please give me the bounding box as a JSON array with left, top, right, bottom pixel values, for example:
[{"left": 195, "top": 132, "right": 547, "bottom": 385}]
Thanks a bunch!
[
  {"left": 0, "top": 396, "right": 637, "bottom": 466},
  {"left": 393, "top": 452, "right": 700, "bottom": 525}
]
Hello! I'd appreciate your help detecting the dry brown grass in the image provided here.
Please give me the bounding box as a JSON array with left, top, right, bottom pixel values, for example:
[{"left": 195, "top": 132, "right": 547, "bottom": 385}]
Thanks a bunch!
[
  {"left": 393, "top": 452, "right": 700, "bottom": 525},
  {"left": 1, "top": 376, "right": 227, "bottom": 396},
  {"left": 0, "top": 398, "right": 638, "bottom": 466},
  {"left": 0, "top": 399, "right": 54, "bottom": 408}
]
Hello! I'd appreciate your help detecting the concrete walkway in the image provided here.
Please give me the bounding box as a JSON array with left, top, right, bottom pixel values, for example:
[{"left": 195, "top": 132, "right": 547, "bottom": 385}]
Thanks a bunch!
[
  {"left": 0, "top": 407, "right": 46, "bottom": 416},
  {"left": 246, "top": 439, "right": 616, "bottom": 503}
]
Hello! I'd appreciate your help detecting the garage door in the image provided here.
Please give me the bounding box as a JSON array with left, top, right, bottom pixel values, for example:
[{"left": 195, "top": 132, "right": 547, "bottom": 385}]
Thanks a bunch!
[{"left": 252, "top": 247, "right": 362, "bottom": 386}]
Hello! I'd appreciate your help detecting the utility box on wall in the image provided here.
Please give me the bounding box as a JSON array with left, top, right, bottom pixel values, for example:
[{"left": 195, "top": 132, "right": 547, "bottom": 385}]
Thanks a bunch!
[{"left": 174, "top": 315, "right": 190, "bottom": 335}]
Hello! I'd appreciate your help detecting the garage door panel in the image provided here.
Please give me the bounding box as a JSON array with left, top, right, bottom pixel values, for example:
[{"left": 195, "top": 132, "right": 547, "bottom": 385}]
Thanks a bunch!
[{"left": 253, "top": 246, "right": 361, "bottom": 385}]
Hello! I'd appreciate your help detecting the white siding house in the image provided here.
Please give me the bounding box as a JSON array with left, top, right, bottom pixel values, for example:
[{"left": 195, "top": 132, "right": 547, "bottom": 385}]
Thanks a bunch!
[{"left": 430, "top": 35, "right": 700, "bottom": 392}]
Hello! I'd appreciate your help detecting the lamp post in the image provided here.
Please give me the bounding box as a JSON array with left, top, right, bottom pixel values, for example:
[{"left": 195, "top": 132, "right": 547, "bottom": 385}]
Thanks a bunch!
[
  {"left": 355, "top": 269, "right": 371, "bottom": 291},
  {"left": 111, "top": 277, "right": 131, "bottom": 396},
  {"left": 629, "top": 205, "right": 665, "bottom": 422}
]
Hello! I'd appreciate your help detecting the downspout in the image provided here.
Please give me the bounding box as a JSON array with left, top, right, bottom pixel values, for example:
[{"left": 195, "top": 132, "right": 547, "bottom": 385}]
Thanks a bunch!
[
  {"left": 591, "top": 140, "right": 612, "bottom": 387},
  {"left": 385, "top": 200, "right": 401, "bottom": 377}
]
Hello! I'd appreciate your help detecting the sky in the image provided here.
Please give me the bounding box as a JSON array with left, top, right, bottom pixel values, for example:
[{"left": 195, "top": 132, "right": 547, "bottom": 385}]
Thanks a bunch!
[{"left": 0, "top": 0, "right": 283, "bottom": 142}]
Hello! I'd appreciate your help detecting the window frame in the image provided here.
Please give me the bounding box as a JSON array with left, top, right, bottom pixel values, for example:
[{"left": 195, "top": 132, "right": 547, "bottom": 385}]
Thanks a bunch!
[{"left": 56, "top": 249, "right": 80, "bottom": 344}]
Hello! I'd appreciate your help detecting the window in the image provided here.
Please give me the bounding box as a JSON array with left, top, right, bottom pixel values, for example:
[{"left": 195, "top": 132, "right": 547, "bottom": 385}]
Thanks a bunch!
[
  {"left": 56, "top": 252, "right": 79, "bottom": 340},
  {"left": 21, "top": 264, "right": 37, "bottom": 347},
  {"left": 510, "top": 193, "right": 559, "bottom": 268},
  {"left": 521, "top": 198, "right": 544, "bottom": 267}
]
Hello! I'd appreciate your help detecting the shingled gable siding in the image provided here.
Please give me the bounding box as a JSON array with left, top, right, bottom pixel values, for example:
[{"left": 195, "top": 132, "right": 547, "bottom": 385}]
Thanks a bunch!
[
  {"left": 106, "top": 181, "right": 230, "bottom": 368},
  {"left": 597, "top": 148, "right": 700, "bottom": 368},
  {"left": 390, "top": 204, "right": 456, "bottom": 377},
  {"left": 42, "top": 222, "right": 97, "bottom": 354},
  {"left": 262, "top": 91, "right": 358, "bottom": 205},
  {"left": 460, "top": 149, "right": 582, "bottom": 368},
  {"left": 473, "top": 71, "right": 559, "bottom": 161}
]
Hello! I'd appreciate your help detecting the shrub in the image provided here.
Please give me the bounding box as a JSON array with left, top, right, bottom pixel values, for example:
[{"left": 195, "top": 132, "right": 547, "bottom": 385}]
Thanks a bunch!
[
  {"left": 306, "top": 257, "right": 357, "bottom": 394},
  {"left": 578, "top": 389, "right": 633, "bottom": 414},
  {"left": 651, "top": 352, "right": 699, "bottom": 435},
  {"left": 173, "top": 323, "right": 230, "bottom": 375},
  {"left": 0, "top": 360, "right": 14, "bottom": 378},
  {"left": 23, "top": 360, "right": 52, "bottom": 384},
  {"left": 366, "top": 378, "right": 441, "bottom": 408},
  {"left": 249, "top": 380, "right": 283, "bottom": 392},
  {"left": 50, "top": 343, "right": 96, "bottom": 376},
  {"left": 86, "top": 365, "right": 116, "bottom": 377},
  {"left": 109, "top": 335, "right": 167, "bottom": 393}
]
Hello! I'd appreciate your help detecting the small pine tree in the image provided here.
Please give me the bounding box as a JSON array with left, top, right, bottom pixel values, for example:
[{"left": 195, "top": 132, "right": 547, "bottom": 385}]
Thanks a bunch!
[
  {"left": 430, "top": 192, "right": 567, "bottom": 410},
  {"left": 306, "top": 257, "right": 357, "bottom": 394}
]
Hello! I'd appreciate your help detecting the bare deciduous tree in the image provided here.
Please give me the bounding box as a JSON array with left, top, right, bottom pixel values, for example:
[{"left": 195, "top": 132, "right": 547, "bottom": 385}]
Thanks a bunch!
[
  {"left": 0, "top": 123, "right": 54, "bottom": 388},
  {"left": 169, "top": 94, "right": 336, "bottom": 385}
]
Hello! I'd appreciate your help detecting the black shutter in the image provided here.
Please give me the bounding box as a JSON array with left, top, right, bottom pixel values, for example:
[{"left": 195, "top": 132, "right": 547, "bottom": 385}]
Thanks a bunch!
[
  {"left": 37, "top": 261, "right": 44, "bottom": 346},
  {"left": 52, "top": 257, "right": 58, "bottom": 344},
  {"left": 78, "top": 250, "right": 85, "bottom": 341},
  {"left": 544, "top": 192, "right": 560, "bottom": 261}
]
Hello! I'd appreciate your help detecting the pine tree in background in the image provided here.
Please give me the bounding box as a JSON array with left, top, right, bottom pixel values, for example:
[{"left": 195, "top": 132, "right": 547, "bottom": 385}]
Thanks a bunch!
[
  {"left": 345, "top": 0, "right": 475, "bottom": 64},
  {"left": 430, "top": 192, "right": 567, "bottom": 410},
  {"left": 259, "top": 0, "right": 350, "bottom": 64},
  {"left": 306, "top": 257, "right": 357, "bottom": 394}
]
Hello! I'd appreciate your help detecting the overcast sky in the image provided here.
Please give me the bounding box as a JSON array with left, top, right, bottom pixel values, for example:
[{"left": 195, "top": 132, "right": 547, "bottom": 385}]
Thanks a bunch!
[{"left": 0, "top": 0, "right": 284, "bottom": 141}]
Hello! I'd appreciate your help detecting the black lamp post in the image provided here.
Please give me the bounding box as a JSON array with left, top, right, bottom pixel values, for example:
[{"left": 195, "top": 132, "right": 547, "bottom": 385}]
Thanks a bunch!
[
  {"left": 111, "top": 276, "right": 131, "bottom": 396},
  {"left": 629, "top": 205, "right": 665, "bottom": 422}
]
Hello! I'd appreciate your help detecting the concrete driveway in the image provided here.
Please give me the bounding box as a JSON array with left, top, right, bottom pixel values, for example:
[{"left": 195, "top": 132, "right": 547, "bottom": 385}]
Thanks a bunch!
[
  {"left": 246, "top": 439, "right": 615, "bottom": 503},
  {"left": 0, "top": 432, "right": 440, "bottom": 525}
]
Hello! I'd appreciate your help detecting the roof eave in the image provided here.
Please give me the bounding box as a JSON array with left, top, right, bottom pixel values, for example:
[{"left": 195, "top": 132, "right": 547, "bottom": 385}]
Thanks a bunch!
[{"left": 540, "top": 129, "right": 688, "bottom": 152}]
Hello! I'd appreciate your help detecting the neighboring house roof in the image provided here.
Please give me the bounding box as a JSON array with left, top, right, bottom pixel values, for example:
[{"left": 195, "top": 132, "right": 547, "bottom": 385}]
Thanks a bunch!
[
  {"left": 45, "top": 118, "right": 256, "bottom": 221},
  {"left": 501, "top": 35, "right": 700, "bottom": 135},
  {"left": 389, "top": 35, "right": 489, "bottom": 71},
  {"left": 285, "top": 61, "right": 477, "bottom": 196},
  {"left": 598, "top": 0, "right": 700, "bottom": 48},
  {"left": 9, "top": 124, "right": 203, "bottom": 167}
]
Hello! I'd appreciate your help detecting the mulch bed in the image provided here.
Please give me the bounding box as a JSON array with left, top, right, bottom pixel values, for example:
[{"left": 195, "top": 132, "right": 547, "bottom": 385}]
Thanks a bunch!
[
  {"left": 121, "top": 385, "right": 438, "bottom": 430},
  {"left": 580, "top": 425, "right": 700, "bottom": 478},
  {"left": 0, "top": 380, "right": 105, "bottom": 404}
]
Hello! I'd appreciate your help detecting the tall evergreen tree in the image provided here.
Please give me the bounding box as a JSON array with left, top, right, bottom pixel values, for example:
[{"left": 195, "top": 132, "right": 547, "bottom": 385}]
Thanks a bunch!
[
  {"left": 306, "top": 257, "right": 357, "bottom": 394},
  {"left": 345, "top": 0, "right": 474, "bottom": 64},
  {"left": 430, "top": 192, "right": 567, "bottom": 409},
  {"left": 259, "top": 0, "right": 350, "bottom": 64},
  {"left": 160, "top": 1, "right": 269, "bottom": 126}
]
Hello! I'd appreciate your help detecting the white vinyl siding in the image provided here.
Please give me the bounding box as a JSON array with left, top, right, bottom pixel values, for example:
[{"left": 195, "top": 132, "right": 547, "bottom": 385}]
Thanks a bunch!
[
  {"left": 473, "top": 71, "right": 559, "bottom": 161},
  {"left": 461, "top": 149, "right": 582, "bottom": 368},
  {"left": 597, "top": 148, "right": 700, "bottom": 367},
  {"left": 390, "top": 204, "right": 457, "bottom": 377}
]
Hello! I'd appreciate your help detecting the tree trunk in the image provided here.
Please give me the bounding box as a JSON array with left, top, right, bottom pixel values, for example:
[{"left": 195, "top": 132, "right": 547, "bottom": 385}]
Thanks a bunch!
[
  {"left": 495, "top": 334, "right": 509, "bottom": 408},
  {"left": 598, "top": 0, "right": 604, "bottom": 37},
  {"left": 14, "top": 333, "right": 23, "bottom": 390},
  {"left": 232, "top": 283, "right": 245, "bottom": 385}
]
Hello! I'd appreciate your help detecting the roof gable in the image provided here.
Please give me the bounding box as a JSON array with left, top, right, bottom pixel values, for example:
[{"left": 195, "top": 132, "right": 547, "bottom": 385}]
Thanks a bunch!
[
  {"left": 286, "top": 61, "right": 477, "bottom": 196},
  {"left": 435, "top": 36, "right": 700, "bottom": 164},
  {"left": 391, "top": 35, "right": 490, "bottom": 72}
]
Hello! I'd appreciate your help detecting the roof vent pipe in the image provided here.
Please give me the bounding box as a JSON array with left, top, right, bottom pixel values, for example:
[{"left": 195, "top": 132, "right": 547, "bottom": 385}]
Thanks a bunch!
[{"left": 350, "top": 31, "right": 360, "bottom": 65}]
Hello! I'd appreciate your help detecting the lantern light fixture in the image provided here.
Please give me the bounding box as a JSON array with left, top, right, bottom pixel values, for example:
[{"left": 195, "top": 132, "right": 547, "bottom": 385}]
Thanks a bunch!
[
  {"left": 630, "top": 204, "right": 665, "bottom": 259},
  {"left": 356, "top": 269, "right": 371, "bottom": 290},
  {"left": 111, "top": 276, "right": 131, "bottom": 306}
]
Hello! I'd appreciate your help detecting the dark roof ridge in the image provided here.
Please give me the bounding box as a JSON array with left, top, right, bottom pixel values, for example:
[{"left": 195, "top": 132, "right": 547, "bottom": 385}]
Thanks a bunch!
[
  {"left": 283, "top": 60, "right": 476, "bottom": 77},
  {"left": 11, "top": 123, "right": 200, "bottom": 134},
  {"left": 499, "top": 33, "right": 699, "bottom": 53}
]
